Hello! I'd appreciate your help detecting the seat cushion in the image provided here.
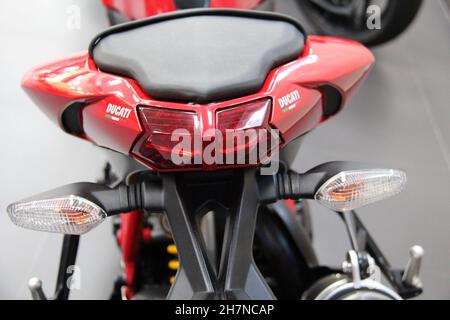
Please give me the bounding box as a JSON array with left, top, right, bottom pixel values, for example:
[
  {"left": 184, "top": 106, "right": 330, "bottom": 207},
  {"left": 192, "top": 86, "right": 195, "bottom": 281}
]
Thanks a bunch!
[{"left": 91, "top": 9, "right": 305, "bottom": 104}]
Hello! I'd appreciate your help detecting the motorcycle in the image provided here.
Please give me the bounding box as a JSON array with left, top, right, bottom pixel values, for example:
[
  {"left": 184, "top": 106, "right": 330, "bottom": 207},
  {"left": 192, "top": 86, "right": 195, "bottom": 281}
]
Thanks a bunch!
[
  {"left": 102, "top": 0, "right": 423, "bottom": 46},
  {"left": 9, "top": 9, "right": 424, "bottom": 300}
]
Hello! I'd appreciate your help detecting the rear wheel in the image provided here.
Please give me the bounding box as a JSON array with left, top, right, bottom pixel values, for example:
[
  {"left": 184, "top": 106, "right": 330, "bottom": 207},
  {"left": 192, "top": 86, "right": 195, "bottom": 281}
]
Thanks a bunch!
[
  {"left": 254, "top": 207, "right": 314, "bottom": 299},
  {"left": 295, "top": 0, "right": 423, "bottom": 46}
]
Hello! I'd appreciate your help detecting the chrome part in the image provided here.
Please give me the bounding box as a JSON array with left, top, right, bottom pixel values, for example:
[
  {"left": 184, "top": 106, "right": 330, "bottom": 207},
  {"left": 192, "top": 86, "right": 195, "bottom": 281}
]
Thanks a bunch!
[
  {"left": 342, "top": 261, "right": 353, "bottom": 274},
  {"left": 303, "top": 274, "right": 402, "bottom": 300},
  {"left": 342, "top": 250, "right": 381, "bottom": 283},
  {"left": 402, "top": 245, "right": 424, "bottom": 288},
  {"left": 347, "top": 250, "right": 361, "bottom": 287},
  {"left": 310, "top": 249, "right": 398, "bottom": 300},
  {"left": 366, "top": 255, "right": 381, "bottom": 282},
  {"left": 28, "top": 277, "right": 47, "bottom": 300},
  {"left": 302, "top": 274, "right": 349, "bottom": 300},
  {"left": 319, "top": 278, "right": 401, "bottom": 300}
]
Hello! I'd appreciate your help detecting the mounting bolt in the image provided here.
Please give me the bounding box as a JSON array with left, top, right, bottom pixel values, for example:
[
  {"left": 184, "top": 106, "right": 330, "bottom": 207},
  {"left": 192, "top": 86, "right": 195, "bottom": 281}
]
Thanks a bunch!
[{"left": 342, "top": 261, "right": 353, "bottom": 274}]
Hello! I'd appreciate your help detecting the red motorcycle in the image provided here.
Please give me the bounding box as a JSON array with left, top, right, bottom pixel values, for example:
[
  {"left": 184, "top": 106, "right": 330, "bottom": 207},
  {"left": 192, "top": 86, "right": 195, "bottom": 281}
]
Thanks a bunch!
[
  {"left": 103, "top": 0, "right": 271, "bottom": 23},
  {"left": 102, "top": 0, "right": 423, "bottom": 46},
  {"left": 9, "top": 9, "right": 423, "bottom": 300}
]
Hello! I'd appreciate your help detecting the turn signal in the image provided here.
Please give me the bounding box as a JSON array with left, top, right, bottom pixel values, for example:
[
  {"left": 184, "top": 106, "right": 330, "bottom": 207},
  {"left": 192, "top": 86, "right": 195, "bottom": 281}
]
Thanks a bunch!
[
  {"left": 7, "top": 196, "right": 106, "bottom": 235},
  {"left": 315, "top": 169, "right": 407, "bottom": 211}
]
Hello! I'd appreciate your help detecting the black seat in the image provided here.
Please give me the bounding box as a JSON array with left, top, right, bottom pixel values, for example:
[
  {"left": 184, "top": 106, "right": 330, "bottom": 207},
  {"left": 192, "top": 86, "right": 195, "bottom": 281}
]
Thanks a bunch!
[{"left": 90, "top": 9, "right": 305, "bottom": 104}]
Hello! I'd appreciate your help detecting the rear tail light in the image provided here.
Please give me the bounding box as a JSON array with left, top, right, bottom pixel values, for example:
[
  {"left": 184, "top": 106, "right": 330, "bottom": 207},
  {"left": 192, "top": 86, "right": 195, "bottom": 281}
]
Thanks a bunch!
[
  {"left": 133, "top": 108, "right": 201, "bottom": 170},
  {"left": 315, "top": 169, "right": 407, "bottom": 211},
  {"left": 216, "top": 99, "right": 276, "bottom": 166},
  {"left": 7, "top": 196, "right": 106, "bottom": 235},
  {"left": 133, "top": 98, "right": 276, "bottom": 170},
  {"left": 217, "top": 99, "right": 270, "bottom": 131}
]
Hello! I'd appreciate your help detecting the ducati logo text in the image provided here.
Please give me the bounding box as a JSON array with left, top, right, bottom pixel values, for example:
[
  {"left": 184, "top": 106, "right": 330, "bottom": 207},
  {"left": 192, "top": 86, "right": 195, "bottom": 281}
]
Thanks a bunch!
[
  {"left": 105, "top": 103, "right": 132, "bottom": 122},
  {"left": 278, "top": 90, "right": 301, "bottom": 113}
]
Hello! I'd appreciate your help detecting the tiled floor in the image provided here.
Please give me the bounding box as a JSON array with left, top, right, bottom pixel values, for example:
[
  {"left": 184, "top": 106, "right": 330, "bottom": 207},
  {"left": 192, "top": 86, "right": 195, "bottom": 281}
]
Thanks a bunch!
[{"left": 0, "top": 0, "right": 448, "bottom": 299}]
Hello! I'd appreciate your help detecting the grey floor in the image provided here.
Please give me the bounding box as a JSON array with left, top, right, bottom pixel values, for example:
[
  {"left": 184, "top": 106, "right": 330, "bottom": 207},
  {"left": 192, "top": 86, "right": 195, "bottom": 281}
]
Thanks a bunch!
[{"left": 0, "top": 0, "right": 449, "bottom": 300}]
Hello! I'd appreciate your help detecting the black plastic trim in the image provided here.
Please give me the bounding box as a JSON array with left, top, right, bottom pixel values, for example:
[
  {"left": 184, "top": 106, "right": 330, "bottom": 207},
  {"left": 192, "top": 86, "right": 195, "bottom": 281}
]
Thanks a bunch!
[
  {"left": 349, "top": 211, "right": 423, "bottom": 299},
  {"left": 61, "top": 101, "right": 85, "bottom": 136},
  {"left": 163, "top": 169, "right": 275, "bottom": 300},
  {"left": 174, "top": 0, "right": 208, "bottom": 9},
  {"left": 257, "top": 161, "right": 385, "bottom": 203},
  {"left": 320, "top": 85, "right": 343, "bottom": 117},
  {"left": 54, "top": 235, "right": 79, "bottom": 300},
  {"left": 17, "top": 182, "right": 163, "bottom": 217}
]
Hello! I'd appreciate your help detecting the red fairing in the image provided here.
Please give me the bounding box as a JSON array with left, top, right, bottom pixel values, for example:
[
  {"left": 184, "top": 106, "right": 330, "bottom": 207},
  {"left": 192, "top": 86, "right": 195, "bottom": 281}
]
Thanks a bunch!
[
  {"left": 22, "top": 36, "right": 374, "bottom": 172},
  {"left": 22, "top": 53, "right": 144, "bottom": 154},
  {"left": 210, "top": 0, "right": 262, "bottom": 9},
  {"left": 103, "top": 0, "right": 176, "bottom": 19},
  {"left": 102, "top": 0, "right": 262, "bottom": 20},
  {"left": 266, "top": 36, "right": 374, "bottom": 142}
]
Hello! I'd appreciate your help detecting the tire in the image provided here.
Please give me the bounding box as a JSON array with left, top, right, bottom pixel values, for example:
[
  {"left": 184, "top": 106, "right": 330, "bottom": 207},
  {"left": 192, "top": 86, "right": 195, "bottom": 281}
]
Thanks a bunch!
[
  {"left": 254, "top": 206, "right": 315, "bottom": 299},
  {"left": 295, "top": 0, "right": 423, "bottom": 46},
  {"left": 297, "top": 200, "right": 313, "bottom": 241}
]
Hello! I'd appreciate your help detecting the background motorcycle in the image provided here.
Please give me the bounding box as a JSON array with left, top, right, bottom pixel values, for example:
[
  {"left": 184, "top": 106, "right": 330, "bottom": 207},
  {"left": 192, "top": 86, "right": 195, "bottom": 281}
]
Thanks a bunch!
[
  {"left": 102, "top": 0, "right": 423, "bottom": 46},
  {"left": 8, "top": 9, "right": 423, "bottom": 300}
]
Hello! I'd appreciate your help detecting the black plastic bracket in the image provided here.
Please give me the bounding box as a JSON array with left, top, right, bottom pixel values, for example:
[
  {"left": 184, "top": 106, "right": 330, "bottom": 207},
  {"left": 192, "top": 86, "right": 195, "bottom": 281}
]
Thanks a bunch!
[
  {"left": 54, "top": 235, "right": 80, "bottom": 300},
  {"left": 348, "top": 211, "right": 422, "bottom": 299},
  {"left": 163, "top": 169, "right": 275, "bottom": 300}
]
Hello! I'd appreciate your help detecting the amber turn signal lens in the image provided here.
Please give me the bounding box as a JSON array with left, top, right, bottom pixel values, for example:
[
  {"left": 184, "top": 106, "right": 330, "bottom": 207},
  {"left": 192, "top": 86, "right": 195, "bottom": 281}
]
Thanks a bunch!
[
  {"left": 315, "top": 169, "right": 407, "bottom": 211},
  {"left": 7, "top": 196, "right": 106, "bottom": 235}
]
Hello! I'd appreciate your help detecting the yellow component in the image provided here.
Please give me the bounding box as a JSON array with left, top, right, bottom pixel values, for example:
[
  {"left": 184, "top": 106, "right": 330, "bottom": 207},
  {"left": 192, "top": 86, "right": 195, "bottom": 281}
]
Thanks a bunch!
[
  {"left": 168, "top": 259, "right": 179, "bottom": 270},
  {"left": 167, "top": 244, "right": 178, "bottom": 255},
  {"left": 170, "top": 276, "right": 175, "bottom": 284}
]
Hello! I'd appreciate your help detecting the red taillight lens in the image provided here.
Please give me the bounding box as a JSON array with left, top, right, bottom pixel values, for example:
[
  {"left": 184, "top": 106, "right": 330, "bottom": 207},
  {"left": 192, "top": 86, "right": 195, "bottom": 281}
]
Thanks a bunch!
[
  {"left": 216, "top": 99, "right": 274, "bottom": 166},
  {"left": 217, "top": 99, "right": 270, "bottom": 131},
  {"left": 133, "top": 108, "right": 201, "bottom": 170},
  {"left": 133, "top": 99, "right": 276, "bottom": 171}
]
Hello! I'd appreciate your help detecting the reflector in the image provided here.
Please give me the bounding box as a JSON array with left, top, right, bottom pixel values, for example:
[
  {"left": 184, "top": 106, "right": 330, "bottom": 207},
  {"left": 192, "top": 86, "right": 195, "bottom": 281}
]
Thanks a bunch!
[
  {"left": 315, "top": 169, "right": 407, "bottom": 211},
  {"left": 7, "top": 196, "right": 106, "bottom": 235}
]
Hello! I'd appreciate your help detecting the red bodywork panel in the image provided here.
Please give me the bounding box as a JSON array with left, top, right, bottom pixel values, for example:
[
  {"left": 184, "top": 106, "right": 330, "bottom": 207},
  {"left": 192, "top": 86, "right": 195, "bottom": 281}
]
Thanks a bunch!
[
  {"left": 22, "top": 36, "right": 374, "bottom": 172},
  {"left": 102, "top": 0, "right": 263, "bottom": 20},
  {"left": 116, "top": 211, "right": 144, "bottom": 298}
]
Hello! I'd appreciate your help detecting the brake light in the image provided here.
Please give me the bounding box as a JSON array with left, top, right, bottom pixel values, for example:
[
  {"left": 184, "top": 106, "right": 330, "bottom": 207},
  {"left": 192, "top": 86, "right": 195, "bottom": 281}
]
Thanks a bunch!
[
  {"left": 132, "top": 99, "right": 275, "bottom": 171},
  {"left": 133, "top": 108, "right": 201, "bottom": 170},
  {"left": 216, "top": 99, "right": 274, "bottom": 166},
  {"left": 217, "top": 99, "right": 270, "bottom": 131}
]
